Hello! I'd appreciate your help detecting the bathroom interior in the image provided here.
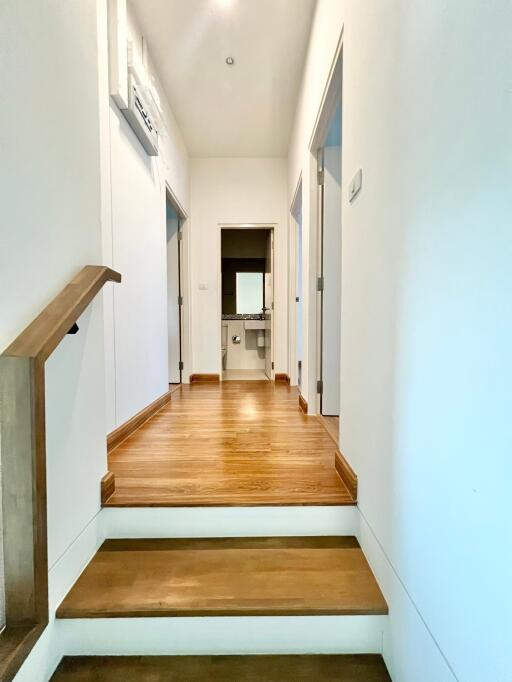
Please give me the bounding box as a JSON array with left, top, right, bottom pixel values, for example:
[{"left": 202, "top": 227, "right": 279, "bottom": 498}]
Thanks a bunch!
[{"left": 221, "top": 228, "right": 273, "bottom": 381}]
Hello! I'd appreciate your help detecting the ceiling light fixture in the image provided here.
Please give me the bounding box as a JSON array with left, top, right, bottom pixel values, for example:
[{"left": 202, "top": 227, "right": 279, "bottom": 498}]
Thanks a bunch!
[
  {"left": 225, "top": 56, "right": 235, "bottom": 66},
  {"left": 216, "top": 0, "right": 236, "bottom": 9}
]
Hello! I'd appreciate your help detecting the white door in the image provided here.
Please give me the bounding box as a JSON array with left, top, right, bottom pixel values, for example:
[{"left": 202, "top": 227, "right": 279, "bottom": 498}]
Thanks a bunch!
[
  {"left": 264, "top": 230, "right": 274, "bottom": 379},
  {"left": 166, "top": 204, "right": 181, "bottom": 383},
  {"left": 296, "top": 213, "right": 303, "bottom": 386},
  {"left": 319, "top": 143, "right": 342, "bottom": 415}
]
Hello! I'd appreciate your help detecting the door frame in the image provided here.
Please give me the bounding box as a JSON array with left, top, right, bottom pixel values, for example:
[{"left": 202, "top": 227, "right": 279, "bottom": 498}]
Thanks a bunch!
[
  {"left": 307, "top": 36, "right": 344, "bottom": 414},
  {"left": 217, "top": 223, "right": 276, "bottom": 380},
  {"left": 165, "top": 182, "right": 189, "bottom": 384},
  {"left": 289, "top": 174, "right": 302, "bottom": 388}
]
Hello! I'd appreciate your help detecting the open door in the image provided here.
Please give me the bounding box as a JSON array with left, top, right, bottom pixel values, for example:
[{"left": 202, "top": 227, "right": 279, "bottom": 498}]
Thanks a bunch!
[
  {"left": 317, "top": 104, "right": 342, "bottom": 415},
  {"left": 264, "top": 229, "right": 274, "bottom": 379},
  {"left": 166, "top": 197, "right": 183, "bottom": 384},
  {"left": 296, "top": 209, "right": 303, "bottom": 387}
]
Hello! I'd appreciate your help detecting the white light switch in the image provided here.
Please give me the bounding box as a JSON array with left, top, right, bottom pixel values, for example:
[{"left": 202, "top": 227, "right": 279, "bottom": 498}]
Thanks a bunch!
[{"left": 349, "top": 168, "right": 362, "bottom": 202}]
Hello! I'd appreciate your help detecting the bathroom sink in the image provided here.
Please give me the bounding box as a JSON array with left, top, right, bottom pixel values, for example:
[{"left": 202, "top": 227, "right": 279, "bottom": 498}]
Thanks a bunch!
[{"left": 244, "top": 320, "right": 266, "bottom": 330}]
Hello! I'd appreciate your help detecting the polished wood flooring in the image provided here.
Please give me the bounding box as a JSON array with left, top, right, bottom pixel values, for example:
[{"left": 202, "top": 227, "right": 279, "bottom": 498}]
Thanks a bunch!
[
  {"left": 52, "top": 655, "right": 391, "bottom": 681},
  {"left": 56, "top": 537, "right": 387, "bottom": 619},
  {"left": 319, "top": 415, "right": 340, "bottom": 446},
  {"left": 106, "top": 381, "right": 353, "bottom": 507}
]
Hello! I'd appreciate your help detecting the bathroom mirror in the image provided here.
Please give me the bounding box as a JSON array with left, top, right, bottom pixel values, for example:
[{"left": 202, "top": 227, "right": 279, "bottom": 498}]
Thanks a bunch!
[{"left": 236, "top": 272, "right": 264, "bottom": 314}]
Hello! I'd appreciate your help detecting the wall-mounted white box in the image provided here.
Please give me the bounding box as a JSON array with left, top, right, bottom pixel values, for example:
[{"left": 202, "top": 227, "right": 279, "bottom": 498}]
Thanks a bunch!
[{"left": 349, "top": 168, "right": 362, "bottom": 202}]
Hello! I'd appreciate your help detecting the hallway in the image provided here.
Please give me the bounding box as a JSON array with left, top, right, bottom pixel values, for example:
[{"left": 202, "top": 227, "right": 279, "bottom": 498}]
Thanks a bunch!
[
  {"left": 2, "top": 0, "right": 509, "bottom": 679},
  {"left": 106, "top": 381, "right": 353, "bottom": 507}
]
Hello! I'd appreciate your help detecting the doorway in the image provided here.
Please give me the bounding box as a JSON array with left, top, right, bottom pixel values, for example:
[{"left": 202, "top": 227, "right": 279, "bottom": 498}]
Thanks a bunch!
[
  {"left": 309, "top": 46, "right": 343, "bottom": 418},
  {"left": 166, "top": 190, "right": 185, "bottom": 386},
  {"left": 219, "top": 226, "right": 274, "bottom": 381},
  {"left": 290, "top": 179, "right": 303, "bottom": 388},
  {"left": 317, "top": 103, "right": 342, "bottom": 415}
]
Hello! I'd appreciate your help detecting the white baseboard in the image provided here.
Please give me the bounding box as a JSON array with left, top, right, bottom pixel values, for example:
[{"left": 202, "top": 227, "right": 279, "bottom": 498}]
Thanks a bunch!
[
  {"left": 59, "top": 615, "right": 387, "bottom": 656},
  {"left": 356, "top": 510, "right": 456, "bottom": 682},
  {"left": 101, "top": 505, "right": 358, "bottom": 538}
]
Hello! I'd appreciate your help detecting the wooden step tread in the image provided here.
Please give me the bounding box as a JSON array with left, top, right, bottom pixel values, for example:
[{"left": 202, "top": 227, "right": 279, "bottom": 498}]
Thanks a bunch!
[
  {"left": 51, "top": 655, "right": 391, "bottom": 681},
  {"left": 56, "top": 537, "right": 388, "bottom": 619}
]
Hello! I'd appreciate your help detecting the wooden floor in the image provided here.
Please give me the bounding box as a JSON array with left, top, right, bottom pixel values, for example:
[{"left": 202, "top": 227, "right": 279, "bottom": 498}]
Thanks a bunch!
[
  {"left": 319, "top": 415, "right": 340, "bottom": 446},
  {"left": 56, "top": 537, "right": 387, "bottom": 618},
  {"left": 52, "top": 655, "right": 391, "bottom": 681},
  {"left": 106, "top": 381, "right": 353, "bottom": 507}
]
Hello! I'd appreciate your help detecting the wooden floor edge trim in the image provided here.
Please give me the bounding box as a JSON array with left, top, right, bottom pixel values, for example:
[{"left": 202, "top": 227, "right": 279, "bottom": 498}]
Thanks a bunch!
[
  {"left": 107, "top": 390, "right": 172, "bottom": 453},
  {"left": 274, "top": 373, "right": 290, "bottom": 384},
  {"left": 335, "top": 449, "right": 358, "bottom": 501},
  {"left": 298, "top": 393, "right": 308, "bottom": 414},
  {"left": 189, "top": 373, "right": 220, "bottom": 383},
  {"left": 100, "top": 471, "right": 115, "bottom": 505},
  {"left": 57, "top": 605, "right": 388, "bottom": 619},
  {"left": 103, "top": 500, "right": 357, "bottom": 508}
]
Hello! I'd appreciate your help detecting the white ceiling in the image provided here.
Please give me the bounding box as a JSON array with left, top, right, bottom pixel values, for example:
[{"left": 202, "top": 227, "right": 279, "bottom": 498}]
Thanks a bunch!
[{"left": 130, "top": 0, "right": 316, "bottom": 158}]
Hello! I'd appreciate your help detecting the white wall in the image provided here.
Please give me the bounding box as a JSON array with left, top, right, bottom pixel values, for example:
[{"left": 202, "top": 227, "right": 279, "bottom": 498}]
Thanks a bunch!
[
  {"left": 190, "top": 159, "right": 288, "bottom": 375},
  {"left": 97, "top": 0, "right": 190, "bottom": 430},
  {"left": 0, "top": 0, "right": 106, "bottom": 630},
  {"left": 288, "top": 1, "right": 512, "bottom": 681}
]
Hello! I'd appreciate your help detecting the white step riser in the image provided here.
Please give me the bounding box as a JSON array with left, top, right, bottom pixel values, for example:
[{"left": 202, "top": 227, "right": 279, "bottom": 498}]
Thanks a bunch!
[
  {"left": 14, "top": 615, "right": 386, "bottom": 682},
  {"left": 101, "top": 505, "right": 358, "bottom": 538},
  {"left": 57, "top": 616, "right": 386, "bottom": 656}
]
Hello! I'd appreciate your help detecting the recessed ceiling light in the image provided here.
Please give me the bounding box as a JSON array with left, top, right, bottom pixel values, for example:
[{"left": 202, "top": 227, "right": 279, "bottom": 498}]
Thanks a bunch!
[
  {"left": 216, "top": 0, "right": 236, "bottom": 9},
  {"left": 225, "top": 56, "right": 235, "bottom": 66}
]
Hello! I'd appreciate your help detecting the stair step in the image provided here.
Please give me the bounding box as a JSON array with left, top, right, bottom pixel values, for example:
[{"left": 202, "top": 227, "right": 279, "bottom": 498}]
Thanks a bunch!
[
  {"left": 51, "top": 655, "right": 392, "bottom": 681},
  {"left": 56, "top": 537, "right": 387, "bottom": 618},
  {"left": 101, "top": 505, "right": 358, "bottom": 539}
]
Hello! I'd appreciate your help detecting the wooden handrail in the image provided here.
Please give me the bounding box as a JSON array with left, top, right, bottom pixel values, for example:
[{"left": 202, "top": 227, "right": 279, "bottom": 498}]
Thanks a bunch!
[
  {"left": 0, "top": 265, "right": 121, "bottom": 682},
  {"left": 4, "top": 265, "right": 121, "bottom": 361}
]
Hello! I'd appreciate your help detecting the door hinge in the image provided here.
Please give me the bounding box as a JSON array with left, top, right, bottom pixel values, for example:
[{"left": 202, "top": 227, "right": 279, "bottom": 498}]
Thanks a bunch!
[
  {"left": 317, "top": 276, "right": 324, "bottom": 292},
  {"left": 178, "top": 295, "right": 183, "bottom": 305},
  {"left": 271, "top": 361, "right": 274, "bottom": 370},
  {"left": 177, "top": 231, "right": 183, "bottom": 241},
  {"left": 271, "top": 301, "right": 274, "bottom": 310},
  {"left": 317, "top": 148, "right": 325, "bottom": 186},
  {"left": 295, "top": 296, "right": 300, "bottom": 303},
  {"left": 179, "top": 361, "right": 184, "bottom": 370},
  {"left": 317, "top": 379, "right": 323, "bottom": 394}
]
